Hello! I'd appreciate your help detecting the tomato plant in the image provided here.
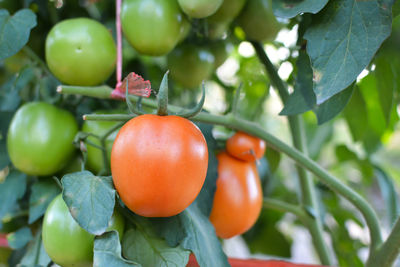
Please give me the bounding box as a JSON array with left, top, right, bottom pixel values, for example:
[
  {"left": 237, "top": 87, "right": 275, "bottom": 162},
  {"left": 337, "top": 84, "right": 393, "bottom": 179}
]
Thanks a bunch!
[
  {"left": 167, "top": 43, "right": 215, "bottom": 89},
  {"left": 121, "top": 0, "right": 184, "bottom": 56},
  {"left": 1, "top": 1, "right": 400, "bottom": 267},
  {"left": 177, "top": 0, "right": 223, "bottom": 18},
  {"left": 226, "top": 132, "right": 266, "bottom": 161},
  {"left": 7, "top": 102, "right": 78, "bottom": 176},
  {"left": 111, "top": 114, "right": 208, "bottom": 217},
  {"left": 45, "top": 18, "right": 116, "bottom": 86},
  {"left": 42, "top": 194, "right": 125, "bottom": 267},
  {"left": 209, "top": 151, "right": 262, "bottom": 238}
]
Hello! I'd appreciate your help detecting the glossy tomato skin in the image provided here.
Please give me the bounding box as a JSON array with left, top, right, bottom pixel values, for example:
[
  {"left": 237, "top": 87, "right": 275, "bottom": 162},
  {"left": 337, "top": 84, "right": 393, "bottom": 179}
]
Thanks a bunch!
[
  {"left": 226, "top": 132, "right": 266, "bottom": 161},
  {"left": 46, "top": 18, "right": 116, "bottom": 86},
  {"left": 111, "top": 114, "right": 208, "bottom": 217},
  {"left": 237, "top": 0, "right": 281, "bottom": 42},
  {"left": 167, "top": 43, "right": 214, "bottom": 89},
  {"left": 82, "top": 110, "right": 122, "bottom": 174},
  {"left": 178, "top": 0, "right": 223, "bottom": 18},
  {"left": 42, "top": 194, "right": 125, "bottom": 267},
  {"left": 121, "top": 0, "right": 184, "bottom": 56},
  {"left": 7, "top": 102, "right": 78, "bottom": 176},
  {"left": 210, "top": 152, "right": 262, "bottom": 238}
]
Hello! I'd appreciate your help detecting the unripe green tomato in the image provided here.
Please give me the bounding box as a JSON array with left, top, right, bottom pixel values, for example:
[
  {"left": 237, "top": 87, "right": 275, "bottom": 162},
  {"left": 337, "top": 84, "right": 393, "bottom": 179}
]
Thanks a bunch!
[
  {"left": 178, "top": 0, "right": 223, "bottom": 18},
  {"left": 206, "top": 20, "right": 230, "bottom": 40},
  {"left": 7, "top": 102, "right": 78, "bottom": 176},
  {"left": 237, "top": 0, "right": 282, "bottom": 42},
  {"left": 42, "top": 194, "right": 125, "bottom": 267},
  {"left": 45, "top": 18, "right": 116, "bottom": 86},
  {"left": 82, "top": 111, "right": 122, "bottom": 174},
  {"left": 121, "top": 0, "right": 184, "bottom": 56},
  {"left": 208, "top": 0, "right": 247, "bottom": 24},
  {"left": 167, "top": 43, "right": 214, "bottom": 89},
  {"left": 209, "top": 40, "right": 233, "bottom": 68}
]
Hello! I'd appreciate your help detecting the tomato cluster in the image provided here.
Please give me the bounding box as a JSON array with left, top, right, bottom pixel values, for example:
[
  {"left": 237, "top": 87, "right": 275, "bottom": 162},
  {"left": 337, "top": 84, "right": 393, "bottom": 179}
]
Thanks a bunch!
[
  {"left": 3, "top": 0, "right": 278, "bottom": 265},
  {"left": 210, "top": 132, "right": 266, "bottom": 238}
]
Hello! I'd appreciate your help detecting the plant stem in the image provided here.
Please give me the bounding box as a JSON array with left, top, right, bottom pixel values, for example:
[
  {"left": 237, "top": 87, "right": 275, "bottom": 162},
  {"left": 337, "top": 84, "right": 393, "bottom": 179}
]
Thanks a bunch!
[
  {"left": 367, "top": 215, "right": 400, "bottom": 267},
  {"left": 251, "top": 41, "right": 333, "bottom": 265},
  {"left": 59, "top": 85, "right": 384, "bottom": 262},
  {"left": 263, "top": 198, "right": 311, "bottom": 225},
  {"left": 22, "top": 46, "right": 53, "bottom": 78}
]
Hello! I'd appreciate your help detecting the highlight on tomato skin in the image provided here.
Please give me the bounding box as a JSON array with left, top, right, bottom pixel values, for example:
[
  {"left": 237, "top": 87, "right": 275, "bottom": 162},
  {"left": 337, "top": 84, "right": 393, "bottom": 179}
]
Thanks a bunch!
[
  {"left": 226, "top": 132, "right": 266, "bottom": 162},
  {"left": 209, "top": 151, "right": 263, "bottom": 239},
  {"left": 111, "top": 114, "right": 209, "bottom": 217}
]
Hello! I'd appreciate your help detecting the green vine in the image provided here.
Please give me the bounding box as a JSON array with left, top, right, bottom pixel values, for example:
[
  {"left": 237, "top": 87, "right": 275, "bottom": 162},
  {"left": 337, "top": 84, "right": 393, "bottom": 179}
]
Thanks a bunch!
[{"left": 59, "top": 84, "right": 390, "bottom": 266}]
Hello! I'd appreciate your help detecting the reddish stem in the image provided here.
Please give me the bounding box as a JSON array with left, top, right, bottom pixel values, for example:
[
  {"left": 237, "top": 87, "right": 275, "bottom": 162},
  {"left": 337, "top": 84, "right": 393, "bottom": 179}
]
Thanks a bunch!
[{"left": 115, "top": 0, "right": 122, "bottom": 89}]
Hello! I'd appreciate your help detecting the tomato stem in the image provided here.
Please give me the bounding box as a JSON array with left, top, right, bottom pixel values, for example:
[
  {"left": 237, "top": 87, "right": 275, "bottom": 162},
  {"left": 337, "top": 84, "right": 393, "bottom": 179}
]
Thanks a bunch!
[
  {"left": 251, "top": 40, "right": 334, "bottom": 266},
  {"left": 231, "top": 83, "right": 243, "bottom": 116},
  {"left": 156, "top": 71, "right": 170, "bottom": 116}
]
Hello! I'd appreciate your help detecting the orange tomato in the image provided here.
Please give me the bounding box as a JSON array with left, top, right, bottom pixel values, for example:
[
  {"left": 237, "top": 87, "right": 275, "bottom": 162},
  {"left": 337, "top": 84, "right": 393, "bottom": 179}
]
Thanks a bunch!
[
  {"left": 111, "top": 114, "right": 208, "bottom": 217},
  {"left": 209, "top": 152, "right": 262, "bottom": 238},
  {"left": 226, "top": 132, "right": 266, "bottom": 161}
]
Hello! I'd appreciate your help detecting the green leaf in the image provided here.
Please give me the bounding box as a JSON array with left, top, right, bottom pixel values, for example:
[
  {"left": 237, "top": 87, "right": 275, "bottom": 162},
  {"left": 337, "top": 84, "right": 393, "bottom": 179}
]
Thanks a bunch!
[
  {"left": 28, "top": 179, "right": 60, "bottom": 224},
  {"left": 0, "top": 67, "right": 35, "bottom": 112},
  {"left": 374, "top": 166, "right": 400, "bottom": 226},
  {"left": 0, "top": 171, "right": 27, "bottom": 228},
  {"left": 152, "top": 205, "right": 229, "bottom": 267},
  {"left": 193, "top": 122, "right": 218, "bottom": 216},
  {"left": 19, "top": 229, "right": 51, "bottom": 267},
  {"left": 304, "top": 0, "right": 392, "bottom": 104},
  {"left": 7, "top": 227, "right": 32, "bottom": 249},
  {"left": 0, "top": 9, "right": 37, "bottom": 60},
  {"left": 243, "top": 209, "right": 291, "bottom": 257},
  {"left": 179, "top": 205, "right": 229, "bottom": 267},
  {"left": 374, "top": 52, "right": 400, "bottom": 126},
  {"left": 265, "top": 147, "right": 281, "bottom": 174},
  {"left": 0, "top": 111, "right": 14, "bottom": 169},
  {"left": 280, "top": 52, "right": 354, "bottom": 123},
  {"left": 280, "top": 52, "right": 315, "bottom": 116},
  {"left": 394, "top": 1, "right": 400, "bottom": 17},
  {"left": 272, "top": 0, "right": 329, "bottom": 19},
  {"left": 343, "top": 85, "right": 368, "bottom": 142},
  {"left": 61, "top": 171, "right": 116, "bottom": 235},
  {"left": 123, "top": 228, "right": 189, "bottom": 267},
  {"left": 94, "top": 231, "right": 140, "bottom": 267},
  {"left": 313, "top": 83, "right": 354, "bottom": 124}
]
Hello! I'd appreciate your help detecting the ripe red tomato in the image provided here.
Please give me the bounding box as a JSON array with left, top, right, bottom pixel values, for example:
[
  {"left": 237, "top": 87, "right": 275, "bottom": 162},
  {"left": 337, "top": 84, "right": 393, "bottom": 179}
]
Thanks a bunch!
[
  {"left": 209, "top": 152, "right": 262, "bottom": 238},
  {"left": 121, "top": 0, "right": 185, "bottom": 56},
  {"left": 45, "top": 18, "right": 116, "bottom": 86},
  {"left": 111, "top": 115, "right": 208, "bottom": 217},
  {"left": 226, "top": 132, "right": 266, "bottom": 161}
]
